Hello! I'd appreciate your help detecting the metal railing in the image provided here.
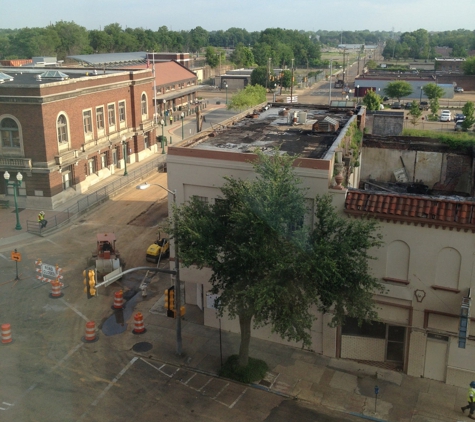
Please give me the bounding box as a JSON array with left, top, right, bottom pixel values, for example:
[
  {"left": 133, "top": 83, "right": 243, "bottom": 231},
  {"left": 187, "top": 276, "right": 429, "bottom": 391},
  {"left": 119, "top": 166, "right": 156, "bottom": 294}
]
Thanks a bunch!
[{"left": 27, "top": 156, "right": 166, "bottom": 235}]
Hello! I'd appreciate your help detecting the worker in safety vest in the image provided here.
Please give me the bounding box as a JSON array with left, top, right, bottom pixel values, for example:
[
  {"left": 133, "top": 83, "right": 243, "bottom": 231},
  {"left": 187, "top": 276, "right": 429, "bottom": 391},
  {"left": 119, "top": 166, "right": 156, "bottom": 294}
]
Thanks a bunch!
[
  {"left": 38, "top": 211, "right": 47, "bottom": 228},
  {"left": 461, "top": 381, "right": 475, "bottom": 419}
]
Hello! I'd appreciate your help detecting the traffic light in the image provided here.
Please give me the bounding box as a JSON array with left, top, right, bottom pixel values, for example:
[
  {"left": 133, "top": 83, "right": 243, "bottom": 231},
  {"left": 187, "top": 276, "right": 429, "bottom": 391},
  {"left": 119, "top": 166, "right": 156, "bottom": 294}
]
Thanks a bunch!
[
  {"left": 83, "top": 269, "right": 97, "bottom": 298},
  {"left": 164, "top": 286, "right": 175, "bottom": 318}
]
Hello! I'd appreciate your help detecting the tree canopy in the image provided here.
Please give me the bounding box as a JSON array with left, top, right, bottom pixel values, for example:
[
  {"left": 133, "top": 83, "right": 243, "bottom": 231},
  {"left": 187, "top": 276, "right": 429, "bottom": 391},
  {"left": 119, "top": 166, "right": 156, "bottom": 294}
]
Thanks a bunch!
[
  {"left": 227, "top": 85, "right": 266, "bottom": 111},
  {"left": 170, "top": 150, "right": 383, "bottom": 367},
  {"left": 422, "top": 83, "right": 445, "bottom": 100},
  {"left": 362, "top": 89, "right": 381, "bottom": 111},
  {"left": 461, "top": 102, "right": 475, "bottom": 131},
  {"left": 383, "top": 81, "right": 413, "bottom": 102}
]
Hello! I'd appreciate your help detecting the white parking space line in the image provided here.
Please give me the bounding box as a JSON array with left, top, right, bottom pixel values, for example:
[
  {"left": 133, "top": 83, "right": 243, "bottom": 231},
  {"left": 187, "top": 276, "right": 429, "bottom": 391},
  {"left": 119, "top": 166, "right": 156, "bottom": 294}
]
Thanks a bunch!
[
  {"left": 197, "top": 378, "right": 213, "bottom": 392},
  {"left": 182, "top": 373, "right": 196, "bottom": 385},
  {"left": 0, "top": 254, "right": 8, "bottom": 260},
  {"left": 229, "top": 388, "right": 248, "bottom": 409},
  {"left": 0, "top": 402, "right": 13, "bottom": 410},
  {"left": 60, "top": 298, "right": 89, "bottom": 322},
  {"left": 213, "top": 382, "right": 229, "bottom": 400},
  {"left": 91, "top": 357, "right": 138, "bottom": 406},
  {"left": 50, "top": 343, "right": 84, "bottom": 372},
  {"left": 140, "top": 358, "right": 179, "bottom": 378}
]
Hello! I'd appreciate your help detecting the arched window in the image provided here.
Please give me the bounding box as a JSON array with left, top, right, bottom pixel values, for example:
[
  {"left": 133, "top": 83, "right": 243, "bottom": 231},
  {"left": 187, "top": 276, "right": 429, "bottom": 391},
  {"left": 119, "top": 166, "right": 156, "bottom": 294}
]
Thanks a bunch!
[
  {"left": 1, "top": 117, "right": 20, "bottom": 148},
  {"left": 141, "top": 93, "right": 147, "bottom": 116},
  {"left": 57, "top": 114, "right": 68, "bottom": 144}
]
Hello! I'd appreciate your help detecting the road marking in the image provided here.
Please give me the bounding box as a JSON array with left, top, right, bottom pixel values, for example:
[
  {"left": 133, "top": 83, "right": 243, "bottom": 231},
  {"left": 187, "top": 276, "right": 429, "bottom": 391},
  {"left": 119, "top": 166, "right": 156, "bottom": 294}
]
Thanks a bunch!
[
  {"left": 140, "top": 358, "right": 178, "bottom": 378},
  {"left": 0, "top": 254, "right": 8, "bottom": 260},
  {"left": 45, "top": 238, "right": 61, "bottom": 247},
  {"left": 229, "top": 388, "right": 248, "bottom": 409},
  {"left": 50, "top": 343, "right": 84, "bottom": 372},
  {"left": 60, "top": 298, "right": 89, "bottom": 322},
  {"left": 183, "top": 373, "right": 196, "bottom": 385},
  {"left": 213, "top": 382, "right": 229, "bottom": 399},
  {"left": 198, "top": 378, "right": 213, "bottom": 392},
  {"left": 0, "top": 402, "right": 13, "bottom": 410},
  {"left": 91, "top": 357, "right": 138, "bottom": 406}
]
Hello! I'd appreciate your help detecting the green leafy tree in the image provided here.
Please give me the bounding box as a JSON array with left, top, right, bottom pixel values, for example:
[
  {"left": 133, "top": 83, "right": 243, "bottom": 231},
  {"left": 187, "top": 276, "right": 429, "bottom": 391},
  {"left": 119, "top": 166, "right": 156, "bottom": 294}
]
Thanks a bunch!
[
  {"left": 362, "top": 89, "right": 381, "bottom": 111},
  {"left": 365, "top": 60, "right": 377, "bottom": 69},
  {"left": 383, "top": 81, "right": 413, "bottom": 102},
  {"left": 250, "top": 66, "right": 268, "bottom": 87},
  {"left": 205, "top": 46, "right": 219, "bottom": 68},
  {"left": 52, "top": 21, "right": 91, "bottom": 57},
  {"left": 462, "top": 57, "right": 475, "bottom": 75},
  {"left": 422, "top": 83, "right": 445, "bottom": 100},
  {"left": 461, "top": 102, "right": 475, "bottom": 131},
  {"left": 281, "top": 69, "right": 293, "bottom": 89},
  {"left": 230, "top": 43, "right": 254, "bottom": 67},
  {"left": 227, "top": 84, "right": 266, "bottom": 111},
  {"left": 170, "top": 150, "right": 383, "bottom": 368},
  {"left": 408, "top": 100, "right": 423, "bottom": 126},
  {"left": 423, "top": 83, "right": 445, "bottom": 120}
]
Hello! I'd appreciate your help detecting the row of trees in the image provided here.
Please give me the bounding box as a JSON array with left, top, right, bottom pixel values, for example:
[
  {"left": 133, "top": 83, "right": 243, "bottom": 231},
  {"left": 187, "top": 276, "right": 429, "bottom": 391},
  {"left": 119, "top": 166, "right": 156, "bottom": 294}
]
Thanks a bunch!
[
  {"left": 362, "top": 81, "right": 475, "bottom": 130},
  {"left": 382, "top": 28, "right": 475, "bottom": 60}
]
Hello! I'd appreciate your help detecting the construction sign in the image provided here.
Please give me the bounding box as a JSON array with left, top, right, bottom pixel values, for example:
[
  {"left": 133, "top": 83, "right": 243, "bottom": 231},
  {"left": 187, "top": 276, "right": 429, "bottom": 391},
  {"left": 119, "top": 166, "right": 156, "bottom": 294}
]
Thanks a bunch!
[
  {"left": 10, "top": 251, "right": 21, "bottom": 262},
  {"left": 35, "top": 259, "right": 64, "bottom": 286}
]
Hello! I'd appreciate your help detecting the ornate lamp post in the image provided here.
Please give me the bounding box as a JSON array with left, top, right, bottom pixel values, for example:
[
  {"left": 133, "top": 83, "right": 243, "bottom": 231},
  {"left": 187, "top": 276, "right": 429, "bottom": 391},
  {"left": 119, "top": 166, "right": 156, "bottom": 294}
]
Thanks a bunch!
[
  {"left": 180, "top": 112, "right": 185, "bottom": 140},
  {"left": 4, "top": 171, "right": 23, "bottom": 230},
  {"left": 121, "top": 137, "right": 128, "bottom": 176}
]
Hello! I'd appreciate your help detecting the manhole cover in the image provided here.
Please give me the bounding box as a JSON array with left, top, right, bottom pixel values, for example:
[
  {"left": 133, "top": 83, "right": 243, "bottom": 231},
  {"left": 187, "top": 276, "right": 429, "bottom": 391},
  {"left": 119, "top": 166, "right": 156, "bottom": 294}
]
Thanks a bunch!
[{"left": 133, "top": 342, "right": 153, "bottom": 352}]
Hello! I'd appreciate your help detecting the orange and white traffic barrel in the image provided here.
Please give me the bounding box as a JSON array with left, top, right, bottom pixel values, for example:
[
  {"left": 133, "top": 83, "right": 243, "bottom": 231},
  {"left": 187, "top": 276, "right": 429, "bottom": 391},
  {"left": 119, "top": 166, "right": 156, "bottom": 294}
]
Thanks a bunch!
[
  {"left": 1, "top": 324, "right": 12, "bottom": 344},
  {"left": 49, "top": 280, "right": 63, "bottom": 298},
  {"left": 82, "top": 321, "right": 98, "bottom": 343},
  {"left": 132, "top": 312, "right": 146, "bottom": 335},
  {"left": 111, "top": 290, "right": 124, "bottom": 310}
]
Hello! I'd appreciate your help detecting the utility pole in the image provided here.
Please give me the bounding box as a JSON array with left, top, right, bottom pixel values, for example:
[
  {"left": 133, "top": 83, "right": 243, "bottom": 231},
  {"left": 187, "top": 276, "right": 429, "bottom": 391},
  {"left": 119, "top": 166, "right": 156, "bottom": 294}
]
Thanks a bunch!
[{"left": 290, "top": 58, "right": 294, "bottom": 104}]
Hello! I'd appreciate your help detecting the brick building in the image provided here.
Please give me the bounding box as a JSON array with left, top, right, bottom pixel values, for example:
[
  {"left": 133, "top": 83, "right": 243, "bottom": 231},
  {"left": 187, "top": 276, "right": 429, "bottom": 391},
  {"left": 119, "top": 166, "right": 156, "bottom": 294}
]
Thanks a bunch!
[{"left": 0, "top": 67, "right": 158, "bottom": 209}]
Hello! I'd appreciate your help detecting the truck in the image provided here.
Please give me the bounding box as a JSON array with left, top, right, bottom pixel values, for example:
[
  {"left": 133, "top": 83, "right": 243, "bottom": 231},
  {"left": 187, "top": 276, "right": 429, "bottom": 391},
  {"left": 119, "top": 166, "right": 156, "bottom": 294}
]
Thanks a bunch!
[{"left": 334, "top": 79, "right": 344, "bottom": 89}]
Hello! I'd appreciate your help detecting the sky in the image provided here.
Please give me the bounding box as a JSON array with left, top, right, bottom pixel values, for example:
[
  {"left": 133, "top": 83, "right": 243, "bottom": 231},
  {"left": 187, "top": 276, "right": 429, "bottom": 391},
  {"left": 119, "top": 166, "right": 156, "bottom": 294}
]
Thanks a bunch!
[{"left": 2, "top": 0, "right": 475, "bottom": 33}]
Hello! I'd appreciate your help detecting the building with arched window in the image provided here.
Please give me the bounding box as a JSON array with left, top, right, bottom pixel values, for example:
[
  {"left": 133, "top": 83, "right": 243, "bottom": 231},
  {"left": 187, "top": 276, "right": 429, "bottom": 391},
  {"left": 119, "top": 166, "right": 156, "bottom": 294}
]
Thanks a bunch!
[{"left": 0, "top": 67, "right": 158, "bottom": 208}]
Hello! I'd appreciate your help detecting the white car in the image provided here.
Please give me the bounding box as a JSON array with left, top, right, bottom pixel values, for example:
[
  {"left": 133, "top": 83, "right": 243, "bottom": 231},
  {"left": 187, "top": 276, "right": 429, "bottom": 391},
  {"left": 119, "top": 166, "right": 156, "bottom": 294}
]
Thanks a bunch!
[{"left": 440, "top": 110, "right": 453, "bottom": 122}]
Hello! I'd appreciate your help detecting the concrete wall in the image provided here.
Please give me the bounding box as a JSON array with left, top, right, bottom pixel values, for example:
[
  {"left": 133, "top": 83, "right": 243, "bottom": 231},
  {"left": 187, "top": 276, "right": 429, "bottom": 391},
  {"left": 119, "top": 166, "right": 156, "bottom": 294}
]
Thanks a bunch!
[{"left": 372, "top": 114, "right": 404, "bottom": 136}]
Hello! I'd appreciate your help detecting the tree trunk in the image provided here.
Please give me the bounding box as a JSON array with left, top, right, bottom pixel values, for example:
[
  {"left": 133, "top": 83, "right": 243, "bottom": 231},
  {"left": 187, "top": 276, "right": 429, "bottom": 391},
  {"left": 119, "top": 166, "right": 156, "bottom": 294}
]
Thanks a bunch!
[{"left": 238, "top": 313, "right": 252, "bottom": 367}]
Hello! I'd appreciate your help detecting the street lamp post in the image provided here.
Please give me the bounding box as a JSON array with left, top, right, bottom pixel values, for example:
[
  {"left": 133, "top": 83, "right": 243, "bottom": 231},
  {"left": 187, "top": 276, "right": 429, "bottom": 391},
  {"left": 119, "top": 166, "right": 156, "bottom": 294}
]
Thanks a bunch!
[
  {"left": 420, "top": 86, "right": 423, "bottom": 104},
  {"left": 160, "top": 119, "right": 165, "bottom": 154},
  {"left": 223, "top": 80, "right": 228, "bottom": 105},
  {"left": 329, "top": 59, "right": 333, "bottom": 105},
  {"left": 180, "top": 112, "right": 185, "bottom": 140},
  {"left": 356, "top": 85, "right": 360, "bottom": 104},
  {"left": 136, "top": 182, "right": 182, "bottom": 356},
  {"left": 121, "top": 137, "right": 128, "bottom": 176},
  {"left": 4, "top": 171, "right": 23, "bottom": 230}
]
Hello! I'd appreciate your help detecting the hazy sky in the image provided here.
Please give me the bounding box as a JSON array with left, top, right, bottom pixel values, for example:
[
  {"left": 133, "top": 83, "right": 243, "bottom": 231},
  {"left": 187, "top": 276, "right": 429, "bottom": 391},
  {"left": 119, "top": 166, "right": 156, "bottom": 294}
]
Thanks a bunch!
[{"left": 2, "top": 0, "right": 475, "bottom": 32}]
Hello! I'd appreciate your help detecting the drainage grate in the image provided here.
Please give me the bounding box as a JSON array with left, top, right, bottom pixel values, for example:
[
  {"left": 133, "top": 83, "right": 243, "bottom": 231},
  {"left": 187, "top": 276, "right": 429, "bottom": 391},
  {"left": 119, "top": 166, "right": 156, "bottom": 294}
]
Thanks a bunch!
[{"left": 133, "top": 342, "right": 153, "bottom": 353}]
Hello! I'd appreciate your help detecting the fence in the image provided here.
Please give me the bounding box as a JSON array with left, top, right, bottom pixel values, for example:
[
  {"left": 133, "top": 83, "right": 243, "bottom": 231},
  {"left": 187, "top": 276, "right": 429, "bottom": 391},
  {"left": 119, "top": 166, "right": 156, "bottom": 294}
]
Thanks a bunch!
[{"left": 27, "top": 156, "right": 166, "bottom": 235}]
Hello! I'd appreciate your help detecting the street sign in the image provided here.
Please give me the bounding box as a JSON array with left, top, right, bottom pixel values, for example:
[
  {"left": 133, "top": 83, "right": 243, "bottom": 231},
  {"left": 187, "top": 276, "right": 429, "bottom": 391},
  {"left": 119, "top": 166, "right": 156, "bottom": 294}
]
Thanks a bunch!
[
  {"left": 11, "top": 251, "right": 21, "bottom": 262},
  {"left": 286, "top": 96, "right": 298, "bottom": 103}
]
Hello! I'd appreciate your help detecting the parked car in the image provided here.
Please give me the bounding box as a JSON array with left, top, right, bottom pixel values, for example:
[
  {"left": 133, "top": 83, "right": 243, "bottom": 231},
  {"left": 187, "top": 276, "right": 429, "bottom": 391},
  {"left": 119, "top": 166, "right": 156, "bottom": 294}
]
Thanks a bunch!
[
  {"left": 440, "top": 110, "right": 453, "bottom": 122},
  {"left": 454, "top": 120, "right": 465, "bottom": 131},
  {"left": 454, "top": 86, "right": 464, "bottom": 93},
  {"left": 404, "top": 102, "right": 413, "bottom": 110},
  {"left": 455, "top": 113, "right": 465, "bottom": 122},
  {"left": 382, "top": 96, "right": 390, "bottom": 102},
  {"left": 391, "top": 102, "right": 402, "bottom": 109},
  {"left": 419, "top": 101, "right": 429, "bottom": 110}
]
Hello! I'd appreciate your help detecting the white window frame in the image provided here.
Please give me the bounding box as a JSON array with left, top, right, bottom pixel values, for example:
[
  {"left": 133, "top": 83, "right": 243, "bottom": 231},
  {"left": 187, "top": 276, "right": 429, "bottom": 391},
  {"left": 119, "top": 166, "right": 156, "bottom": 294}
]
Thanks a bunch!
[
  {"left": 56, "top": 113, "right": 70, "bottom": 152},
  {"left": 96, "top": 106, "right": 105, "bottom": 137},
  {"left": 0, "top": 115, "right": 23, "bottom": 156},
  {"left": 118, "top": 100, "right": 126, "bottom": 129},
  {"left": 141, "top": 93, "right": 148, "bottom": 117},
  {"left": 83, "top": 109, "right": 93, "bottom": 141},
  {"left": 107, "top": 103, "right": 116, "bottom": 132}
]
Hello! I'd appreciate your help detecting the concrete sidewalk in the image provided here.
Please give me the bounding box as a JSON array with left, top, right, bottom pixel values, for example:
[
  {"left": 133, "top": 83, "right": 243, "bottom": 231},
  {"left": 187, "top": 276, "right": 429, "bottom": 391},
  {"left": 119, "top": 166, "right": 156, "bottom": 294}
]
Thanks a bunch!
[{"left": 113, "top": 294, "right": 467, "bottom": 422}]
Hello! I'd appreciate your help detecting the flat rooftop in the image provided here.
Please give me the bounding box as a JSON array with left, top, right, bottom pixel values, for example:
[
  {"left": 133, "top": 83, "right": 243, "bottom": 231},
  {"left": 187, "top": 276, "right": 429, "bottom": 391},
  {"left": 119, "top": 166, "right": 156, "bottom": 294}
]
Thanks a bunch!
[{"left": 188, "top": 106, "right": 354, "bottom": 159}]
